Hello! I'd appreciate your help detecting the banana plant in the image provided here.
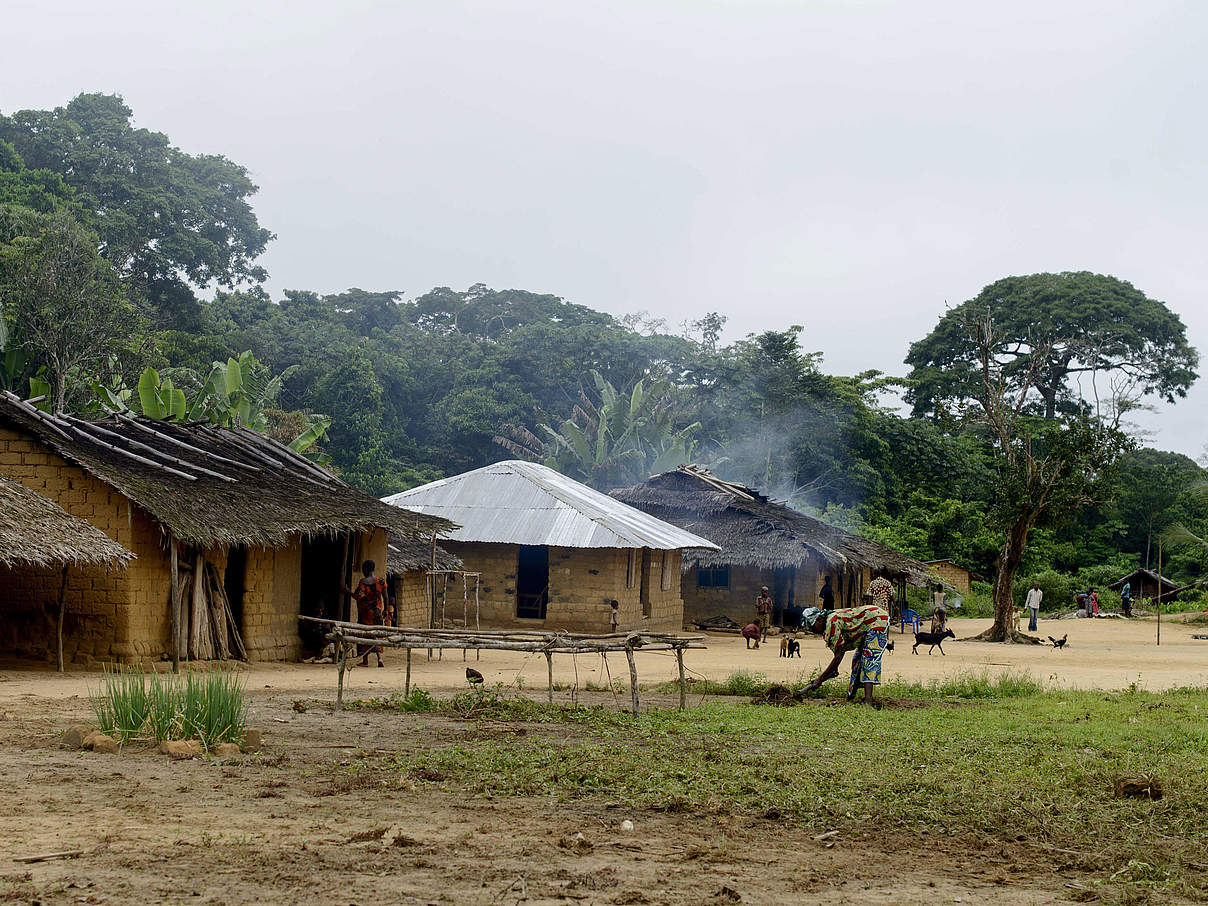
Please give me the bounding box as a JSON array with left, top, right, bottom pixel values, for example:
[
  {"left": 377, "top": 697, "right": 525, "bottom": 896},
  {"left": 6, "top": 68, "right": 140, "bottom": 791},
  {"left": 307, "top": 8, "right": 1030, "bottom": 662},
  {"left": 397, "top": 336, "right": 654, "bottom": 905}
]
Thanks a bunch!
[
  {"left": 0, "top": 318, "right": 29, "bottom": 393},
  {"left": 288, "top": 414, "right": 332, "bottom": 465},
  {"left": 137, "top": 367, "right": 187, "bottom": 420}
]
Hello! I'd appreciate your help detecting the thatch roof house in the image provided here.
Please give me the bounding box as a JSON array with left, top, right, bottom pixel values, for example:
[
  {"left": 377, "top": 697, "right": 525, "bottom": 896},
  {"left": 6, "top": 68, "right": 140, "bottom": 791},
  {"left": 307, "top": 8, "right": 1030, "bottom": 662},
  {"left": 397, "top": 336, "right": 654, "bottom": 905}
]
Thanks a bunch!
[
  {"left": 383, "top": 460, "right": 717, "bottom": 632},
  {"left": 0, "top": 391, "right": 453, "bottom": 666},
  {"left": 610, "top": 465, "right": 933, "bottom": 627},
  {"left": 1108, "top": 567, "right": 1184, "bottom": 604}
]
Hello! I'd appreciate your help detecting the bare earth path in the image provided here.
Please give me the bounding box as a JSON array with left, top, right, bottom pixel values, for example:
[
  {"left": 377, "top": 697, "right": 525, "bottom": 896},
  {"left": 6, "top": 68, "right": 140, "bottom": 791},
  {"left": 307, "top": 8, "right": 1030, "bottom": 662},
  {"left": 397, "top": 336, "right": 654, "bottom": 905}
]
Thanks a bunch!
[{"left": 0, "top": 616, "right": 1203, "bottom": 905}]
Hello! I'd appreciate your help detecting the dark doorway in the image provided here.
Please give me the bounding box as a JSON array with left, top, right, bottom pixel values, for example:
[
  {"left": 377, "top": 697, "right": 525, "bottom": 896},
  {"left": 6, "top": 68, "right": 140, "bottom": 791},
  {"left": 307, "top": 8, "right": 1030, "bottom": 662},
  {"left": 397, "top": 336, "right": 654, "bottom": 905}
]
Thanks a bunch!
[
  {"left": 300, "top": 534, "right": 347, "bottom": 655},
  {"left": 515, "top": 545, "right": 549, "bottom": 619},
  {"left": 640, "top": 549, "right": 651, "bottom": 618},
  {"left": 223, "top": 546, "right": 248, "bottom": 635}
]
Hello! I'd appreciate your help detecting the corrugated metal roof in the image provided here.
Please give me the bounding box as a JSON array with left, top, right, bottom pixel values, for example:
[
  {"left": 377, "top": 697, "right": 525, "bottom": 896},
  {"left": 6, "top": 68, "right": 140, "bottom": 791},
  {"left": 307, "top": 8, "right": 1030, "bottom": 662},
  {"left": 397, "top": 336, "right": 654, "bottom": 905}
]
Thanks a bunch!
[{"left": 382, "top": 461, "right": 719, "bottom": 551}]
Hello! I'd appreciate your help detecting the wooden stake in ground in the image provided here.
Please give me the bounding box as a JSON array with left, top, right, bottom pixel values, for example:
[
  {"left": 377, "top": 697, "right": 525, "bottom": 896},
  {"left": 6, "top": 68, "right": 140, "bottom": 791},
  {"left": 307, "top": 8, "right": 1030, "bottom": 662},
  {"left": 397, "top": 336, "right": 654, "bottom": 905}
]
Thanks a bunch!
[
  {"left": 169, "top": 536, "right": 181, "bottom": 673},
  {"left": 55, "top": 565, "right": 68, "bottom": 673},
  {"left": 335, "top": 636, "right": 347, "bottom": 709},
  {"left": 545, "top": 651, "right": 554, "bottom": 704},
  {"left": 675, "top": 646, "right": 687, "bottom": 710},
  {"left": 625, "top": 643, "right": 640, "bottom": 717},
  {"left": 1157, "top": 540, "right": 1163, "bottom": 647},
  {"left": 405, "top": 647, "right": 412, "bottom": 697}
]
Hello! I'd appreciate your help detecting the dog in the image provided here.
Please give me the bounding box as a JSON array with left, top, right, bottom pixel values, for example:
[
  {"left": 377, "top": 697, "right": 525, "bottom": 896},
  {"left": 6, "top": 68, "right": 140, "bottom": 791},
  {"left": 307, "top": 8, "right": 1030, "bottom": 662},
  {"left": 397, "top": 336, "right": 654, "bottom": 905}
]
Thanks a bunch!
[
  {"left": 886, "top": 639, "right": 895, "bottom": 653},
  {"left": 912, "top": 628, "right": 955, "bottom": 656},
  {"left": 786, "top": 638, "right": 801, "bottom": 658},
  {"left": 779, "top": 636, "right": 789, "bottom": 657},
  {"left": 1048, "top": 634, "right": 1069, "bottom": 650}
]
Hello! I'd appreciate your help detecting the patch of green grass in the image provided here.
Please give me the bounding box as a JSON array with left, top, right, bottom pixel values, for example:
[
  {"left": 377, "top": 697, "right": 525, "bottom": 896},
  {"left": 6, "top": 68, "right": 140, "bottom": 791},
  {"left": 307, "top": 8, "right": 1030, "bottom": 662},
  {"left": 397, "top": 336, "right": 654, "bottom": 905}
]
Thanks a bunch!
[
  {"left": 368, "top": 686, "right": 1208, "bottom": 898},
  {"left": 658, "top": 668, "right": 1043, "bottom": 702},
  {"left": 89, "top": 665, "right": 152, "bottom": 743},
  {"left": 88, "top": 667, "right": 249, "bottom": 748}
]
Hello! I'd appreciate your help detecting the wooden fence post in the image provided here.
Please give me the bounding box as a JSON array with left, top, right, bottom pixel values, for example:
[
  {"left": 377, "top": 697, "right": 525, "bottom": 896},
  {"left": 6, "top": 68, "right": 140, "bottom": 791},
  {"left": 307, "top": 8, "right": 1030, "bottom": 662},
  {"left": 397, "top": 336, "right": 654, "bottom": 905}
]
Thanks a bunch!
[
  {"left": 545, "top": 651, "right": 554, "bottom": 704},
  {"left": 625, "top": 644, "right": 640, "bottom": 717},
  {"left": 675, "top": 646, "right": 686, "bottom": 710}
]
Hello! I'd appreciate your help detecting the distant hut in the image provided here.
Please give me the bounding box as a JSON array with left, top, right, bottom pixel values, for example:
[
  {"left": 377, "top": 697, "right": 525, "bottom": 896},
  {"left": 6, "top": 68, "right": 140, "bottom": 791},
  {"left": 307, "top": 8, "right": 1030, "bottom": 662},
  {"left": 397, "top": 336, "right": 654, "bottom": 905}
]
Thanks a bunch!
[
  {"left": 922, "top": 559, "right": 981, "bottom": 596},
  {"left": 610, "top": 466, "right": 934, "bottom": 628},
  {"left": 382, "top": 461, "right": 718, "bottom": 633},
  {"left": 0, "top": 391, "right": 453, "bottom": 666},
  {"left": 1108, "top": 568, "right": 1183, "bottom": 604},
  {"left": 1, "top": 475, "right": 135, "bottom": 666}
]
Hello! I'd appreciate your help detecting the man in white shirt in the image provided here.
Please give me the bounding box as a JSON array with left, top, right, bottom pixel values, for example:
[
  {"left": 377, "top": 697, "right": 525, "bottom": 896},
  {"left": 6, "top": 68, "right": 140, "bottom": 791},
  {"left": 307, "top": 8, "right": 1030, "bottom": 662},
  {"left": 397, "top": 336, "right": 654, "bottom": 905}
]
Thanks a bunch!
[{"left": 1025, "top": 582, "right": 1043, "bottom": 631}]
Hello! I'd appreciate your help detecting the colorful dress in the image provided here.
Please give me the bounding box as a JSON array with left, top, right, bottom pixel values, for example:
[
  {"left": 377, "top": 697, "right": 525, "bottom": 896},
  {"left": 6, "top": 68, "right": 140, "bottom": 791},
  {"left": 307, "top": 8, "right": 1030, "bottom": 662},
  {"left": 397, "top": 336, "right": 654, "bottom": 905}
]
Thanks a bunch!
[
  {"left": 822, "top": 604, "right": 890, "bottom": 697},
  {"left": 868, "top": 576, "right": 894, "bottom": 611},
  {"left": 353, "top": 576, "right": 389, "bottom": 656}
]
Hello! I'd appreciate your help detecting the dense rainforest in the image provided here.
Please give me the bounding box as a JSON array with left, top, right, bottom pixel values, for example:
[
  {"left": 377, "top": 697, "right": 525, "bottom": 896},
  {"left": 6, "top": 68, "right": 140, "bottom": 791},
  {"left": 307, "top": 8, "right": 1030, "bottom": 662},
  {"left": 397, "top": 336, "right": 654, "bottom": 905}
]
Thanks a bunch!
[{"left": 3, "top": 94, "right": 1206, "bottom": 608}]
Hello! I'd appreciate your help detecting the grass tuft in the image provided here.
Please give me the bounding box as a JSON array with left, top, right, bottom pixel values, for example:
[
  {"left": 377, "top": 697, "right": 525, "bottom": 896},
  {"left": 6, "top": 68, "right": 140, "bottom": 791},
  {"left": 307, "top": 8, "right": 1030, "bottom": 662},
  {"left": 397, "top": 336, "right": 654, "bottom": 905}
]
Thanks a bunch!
[{"left": 89, "top": 667, "right": 248, "bottom": 748}]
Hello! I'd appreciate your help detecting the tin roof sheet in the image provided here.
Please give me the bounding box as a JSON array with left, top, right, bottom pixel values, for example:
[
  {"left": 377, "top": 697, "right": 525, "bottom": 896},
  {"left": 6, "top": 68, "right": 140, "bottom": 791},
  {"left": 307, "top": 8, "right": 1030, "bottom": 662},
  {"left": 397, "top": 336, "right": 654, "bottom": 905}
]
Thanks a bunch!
[{"left": 383, "top": 461, "right": 719, "bottom": 551}]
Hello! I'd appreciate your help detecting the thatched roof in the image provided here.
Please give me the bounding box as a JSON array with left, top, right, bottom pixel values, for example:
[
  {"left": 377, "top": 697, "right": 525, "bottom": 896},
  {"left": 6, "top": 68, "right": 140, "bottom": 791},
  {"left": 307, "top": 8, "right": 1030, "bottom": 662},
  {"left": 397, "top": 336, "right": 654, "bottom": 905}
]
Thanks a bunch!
[
  {"left": 1108, "top": 568, "right": 1180, "bottom": 593},
  {"left": 0, "top": 392, "right": 454, "bottom": 569},
  {"left": 610, "top": 465, "right": 934, "bottom": 586},
  {"left": 0, "top": 475, "right": 134, "bottom": 569}
]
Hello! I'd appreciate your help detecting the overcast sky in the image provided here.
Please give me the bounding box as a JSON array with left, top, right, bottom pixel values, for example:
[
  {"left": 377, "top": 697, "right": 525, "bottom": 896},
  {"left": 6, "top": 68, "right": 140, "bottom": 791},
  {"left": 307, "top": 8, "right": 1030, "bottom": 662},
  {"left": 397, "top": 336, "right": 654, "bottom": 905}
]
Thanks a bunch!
[{"left": 5, "top": 0, "right": 1206, "bottom": 458}]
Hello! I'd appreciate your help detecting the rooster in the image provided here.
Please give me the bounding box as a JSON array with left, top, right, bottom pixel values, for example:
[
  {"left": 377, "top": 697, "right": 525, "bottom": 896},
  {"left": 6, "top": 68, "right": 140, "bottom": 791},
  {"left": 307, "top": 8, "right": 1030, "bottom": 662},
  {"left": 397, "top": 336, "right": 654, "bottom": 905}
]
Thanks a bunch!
[
  {"left": 466, "top": 667, "right": 485, "bottom": 685},
  {"left": 1048, "top": 634, "right": 1069, "bottom": 650}
]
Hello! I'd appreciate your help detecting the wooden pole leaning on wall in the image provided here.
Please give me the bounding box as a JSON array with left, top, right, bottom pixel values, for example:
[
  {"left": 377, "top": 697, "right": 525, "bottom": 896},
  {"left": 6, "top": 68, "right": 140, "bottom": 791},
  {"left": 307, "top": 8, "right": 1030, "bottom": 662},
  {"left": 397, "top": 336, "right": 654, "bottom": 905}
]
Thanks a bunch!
[
  {"left": 169, "top": 535, "right": 181, "bottom": 674},
  {"left": 625, "top": 643, "right": 640, "bottom": 717},
  {"left": 56, "top": 565, "right": 68, "bottom": 673}
]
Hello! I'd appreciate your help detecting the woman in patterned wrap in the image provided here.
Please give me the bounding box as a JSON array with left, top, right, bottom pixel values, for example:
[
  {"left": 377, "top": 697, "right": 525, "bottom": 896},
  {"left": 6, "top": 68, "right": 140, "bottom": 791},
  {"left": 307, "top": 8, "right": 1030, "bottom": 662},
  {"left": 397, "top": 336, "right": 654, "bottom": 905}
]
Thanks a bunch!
[{"left": 799, "top": 599, "right": 890, "bottom": 707}]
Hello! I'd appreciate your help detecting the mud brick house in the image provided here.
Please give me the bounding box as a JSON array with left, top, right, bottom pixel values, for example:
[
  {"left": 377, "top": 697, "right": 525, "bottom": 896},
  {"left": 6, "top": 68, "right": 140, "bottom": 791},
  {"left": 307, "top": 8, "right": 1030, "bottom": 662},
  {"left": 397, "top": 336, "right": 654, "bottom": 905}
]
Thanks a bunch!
[
  {"left": 611, "top": 466, "right": 933, "bottom": 628},
  {"left": 0, "top": 391, "right": 453, "bottom": 666},
  {"left": 1, "top": 474, "right": 135, "bottom": 666},
  {"left": 922, "top": 559, "right": 981, "bottom": 596},
  {"left": 382, "top": 461, "right": 717, "bottom": 633}
]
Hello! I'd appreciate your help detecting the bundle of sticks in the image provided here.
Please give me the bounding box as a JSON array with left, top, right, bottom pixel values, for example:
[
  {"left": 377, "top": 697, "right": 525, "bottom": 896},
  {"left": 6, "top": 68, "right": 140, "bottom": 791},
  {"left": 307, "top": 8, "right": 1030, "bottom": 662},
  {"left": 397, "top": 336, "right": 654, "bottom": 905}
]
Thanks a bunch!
[{"left": 177, "top": 555, "right": 247, "bottom": 660}]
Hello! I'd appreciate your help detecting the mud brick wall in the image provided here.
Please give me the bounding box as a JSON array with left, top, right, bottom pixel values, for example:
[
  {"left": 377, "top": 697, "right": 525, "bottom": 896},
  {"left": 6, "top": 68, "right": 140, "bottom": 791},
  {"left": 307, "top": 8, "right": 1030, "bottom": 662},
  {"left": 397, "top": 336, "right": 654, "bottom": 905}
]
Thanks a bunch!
[
  {"left": 240, "top": 540, "right": 300, "bottom": 662},
  {"left": 445, "top": 541, "right": 684, "bottom": 633},
  {"left": 926, "top": 561, "right": 971, "bottom": 596},
  {"left": 392, "top": 570, "right": 429, "bottom": 628},
  {"left": 0, "top": 425, "right": 135, "bottom": 665},
  {"left": 682, "top": 563, "right": 770, "bottom": 627}
]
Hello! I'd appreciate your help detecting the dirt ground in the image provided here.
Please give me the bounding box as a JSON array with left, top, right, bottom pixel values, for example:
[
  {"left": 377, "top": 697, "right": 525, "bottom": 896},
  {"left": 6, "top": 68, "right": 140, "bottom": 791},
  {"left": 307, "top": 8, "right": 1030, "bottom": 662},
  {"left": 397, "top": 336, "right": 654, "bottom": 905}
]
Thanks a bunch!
[{"left": 0, "top": 615, "right": 1204, "bottom": 905}]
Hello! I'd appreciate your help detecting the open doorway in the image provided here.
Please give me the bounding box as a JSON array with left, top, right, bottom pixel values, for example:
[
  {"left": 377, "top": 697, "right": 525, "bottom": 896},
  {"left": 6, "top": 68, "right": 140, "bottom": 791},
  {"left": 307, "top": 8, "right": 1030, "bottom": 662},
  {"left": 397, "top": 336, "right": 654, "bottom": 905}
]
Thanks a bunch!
[
  {"left": 223, "top": 546, "right": 247, "bottom": 635},
  {"left": 640, "top": 549, "right": 651, "bottom": 618},
  {"left": 515, "top": 545, "right": 549, "bottom": 619},
  {"left": 300, "top": 534, "right": 347, "bottom": 655}
]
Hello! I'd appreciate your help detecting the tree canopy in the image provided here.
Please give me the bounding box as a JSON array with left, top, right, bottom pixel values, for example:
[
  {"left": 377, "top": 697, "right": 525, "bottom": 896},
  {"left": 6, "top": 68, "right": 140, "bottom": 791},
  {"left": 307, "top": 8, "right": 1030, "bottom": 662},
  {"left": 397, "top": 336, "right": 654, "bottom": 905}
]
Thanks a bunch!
[
  {"left": 905, "top": 272, "right": 1198, "bottom": 422},
  {"left": 0, "top": 93, "right": 273, "bottom": 325}
]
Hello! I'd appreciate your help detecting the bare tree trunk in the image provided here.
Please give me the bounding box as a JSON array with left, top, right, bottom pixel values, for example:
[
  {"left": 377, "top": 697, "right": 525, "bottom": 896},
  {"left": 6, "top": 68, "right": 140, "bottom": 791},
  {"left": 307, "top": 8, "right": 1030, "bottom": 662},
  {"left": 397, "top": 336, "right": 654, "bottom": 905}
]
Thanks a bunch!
[{"left": 971, "top": 516, "right": 1042, "bottom": 643}]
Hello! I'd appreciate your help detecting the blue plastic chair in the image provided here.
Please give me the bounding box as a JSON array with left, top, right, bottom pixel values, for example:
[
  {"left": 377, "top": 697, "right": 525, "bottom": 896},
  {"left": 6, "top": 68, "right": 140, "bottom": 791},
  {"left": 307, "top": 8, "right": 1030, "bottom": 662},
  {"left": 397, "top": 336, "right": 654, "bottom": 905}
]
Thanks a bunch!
[{"left": 899, "top": 608, "right": 920, "bottom": 634}]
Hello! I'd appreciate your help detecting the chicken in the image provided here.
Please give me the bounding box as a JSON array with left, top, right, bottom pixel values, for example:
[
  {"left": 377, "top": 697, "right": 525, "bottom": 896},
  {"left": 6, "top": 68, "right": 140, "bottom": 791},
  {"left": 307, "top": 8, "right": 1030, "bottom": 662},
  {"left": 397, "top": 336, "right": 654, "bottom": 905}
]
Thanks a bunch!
[
  {"left": 466, "top": 667, "right": 485, "bottom": 685},
  {"left": 1048, "top": 634, "right": 1069, "bottom": 650}
]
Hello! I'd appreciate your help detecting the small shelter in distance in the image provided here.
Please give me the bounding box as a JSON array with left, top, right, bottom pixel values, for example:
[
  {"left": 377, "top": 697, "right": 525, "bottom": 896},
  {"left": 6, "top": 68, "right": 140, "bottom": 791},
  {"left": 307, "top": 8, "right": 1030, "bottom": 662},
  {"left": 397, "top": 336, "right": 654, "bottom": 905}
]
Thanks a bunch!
[
  {"left": 1108, "top": 568, "right": 1183, "bottom": 604},
  {"left": 610, "top": 465, "right": 934, "bottom": 628},
  {"left": 0, "top": 391, "right": 453, "bottom": 666},
  {"left": 382, "top": 460, "right": 718, "bottom": 633}
]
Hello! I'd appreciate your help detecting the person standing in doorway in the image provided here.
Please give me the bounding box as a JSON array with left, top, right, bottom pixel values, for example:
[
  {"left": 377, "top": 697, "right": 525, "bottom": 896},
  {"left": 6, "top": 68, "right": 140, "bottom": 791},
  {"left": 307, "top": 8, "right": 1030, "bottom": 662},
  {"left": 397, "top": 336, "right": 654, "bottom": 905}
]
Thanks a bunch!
[
  {"left": 345, "top": 560, "right": 390, "bottom": 668},
  {"left": 819, "top": 576, "right": 835, "bottom": 612},
  {"left": 1025, "top": 581, "right": 1043, "bottom": 632},
  {"left": 755, "top": 586, "right": 774, "bottom": 642}
]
